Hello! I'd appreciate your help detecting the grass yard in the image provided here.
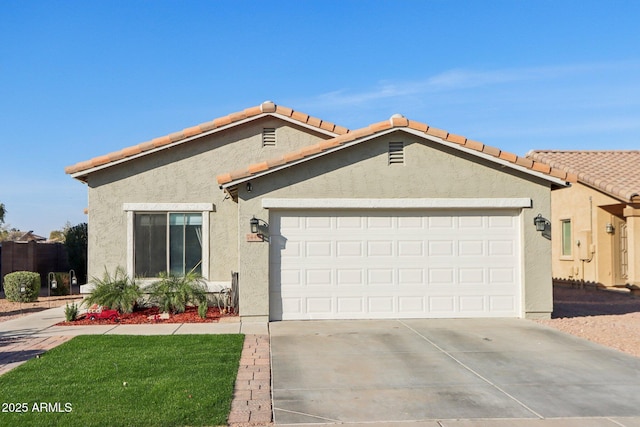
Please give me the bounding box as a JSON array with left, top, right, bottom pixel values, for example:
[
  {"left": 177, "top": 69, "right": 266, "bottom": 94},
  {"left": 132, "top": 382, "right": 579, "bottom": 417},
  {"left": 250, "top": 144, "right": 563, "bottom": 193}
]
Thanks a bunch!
[{"left": 0, "top": 334, "right": 244, "bottom": 427}]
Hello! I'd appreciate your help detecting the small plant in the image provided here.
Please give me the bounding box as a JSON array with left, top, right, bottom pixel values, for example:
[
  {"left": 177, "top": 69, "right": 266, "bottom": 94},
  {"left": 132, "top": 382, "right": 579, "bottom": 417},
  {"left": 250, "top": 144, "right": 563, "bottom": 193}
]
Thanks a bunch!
[
  {"left": 197, "top": 301, "right": 208, "bottom": 319},
  {"left": 147, "top": 272, "right": 207, "bottom": 315},
  {"left": 83, "top": 267, "right": 142, "bottom": 314},
  {"left": 3, "top": 271, "right": 40, "bottom": 302},
  {"left": 65, "top": 302, "right": 79, "bottom": 321}
]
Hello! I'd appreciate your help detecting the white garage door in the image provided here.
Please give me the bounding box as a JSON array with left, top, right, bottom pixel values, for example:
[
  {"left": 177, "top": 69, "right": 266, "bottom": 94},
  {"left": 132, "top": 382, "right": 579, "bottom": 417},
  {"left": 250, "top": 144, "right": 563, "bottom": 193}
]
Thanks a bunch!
[{"left": 269, "top": 209, "right": 522, "bottom": 320}]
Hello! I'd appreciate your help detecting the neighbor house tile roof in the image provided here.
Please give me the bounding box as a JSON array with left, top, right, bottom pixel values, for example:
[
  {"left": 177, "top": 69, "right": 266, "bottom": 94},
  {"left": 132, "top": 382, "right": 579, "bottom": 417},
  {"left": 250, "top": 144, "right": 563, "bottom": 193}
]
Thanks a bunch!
[
  {"left": 217, "top": 114, "right": 576, "bottom": 187},
  {"left": 65, "top": 101, "right": 349, "bottom": 178},
  {"left": 527, "top": 150, "right": 640, "bottom": 202}
]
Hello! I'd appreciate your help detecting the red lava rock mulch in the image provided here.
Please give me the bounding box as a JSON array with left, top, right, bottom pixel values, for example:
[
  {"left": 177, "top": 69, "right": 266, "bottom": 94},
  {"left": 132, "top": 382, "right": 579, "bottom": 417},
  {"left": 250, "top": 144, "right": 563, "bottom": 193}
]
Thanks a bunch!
[{"left": 55, "top": 306, "right": 237, "bottom": 326}]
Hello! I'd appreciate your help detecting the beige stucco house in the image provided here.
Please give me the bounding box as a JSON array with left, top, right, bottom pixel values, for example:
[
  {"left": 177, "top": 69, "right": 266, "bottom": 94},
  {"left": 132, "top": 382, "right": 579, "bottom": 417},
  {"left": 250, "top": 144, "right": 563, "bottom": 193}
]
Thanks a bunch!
[
  {"left": 527, "top": 151, "right": 640, "bottom": 291},
  {"left": 66, "top": 101, "right": 573, "bottom": 321}
]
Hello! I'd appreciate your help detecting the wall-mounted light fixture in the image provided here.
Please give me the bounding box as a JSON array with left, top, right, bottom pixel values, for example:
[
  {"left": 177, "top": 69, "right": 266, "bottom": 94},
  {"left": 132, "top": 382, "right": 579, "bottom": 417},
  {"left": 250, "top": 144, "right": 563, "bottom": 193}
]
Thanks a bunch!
[
  {"left": 605, "top": 223, "right": 615, "bottom": 234},
  {"left": 246, "top": 182, "right": 253, "bottom": 192},
  {"left": 250, "top": 216, "right": 259, "bottom": 234},
  {"left": 533, "top": 214, "right": 550, "bottom": 232},
  {"left": 249, "top": 216, "right": 269, "bottom": 241}
]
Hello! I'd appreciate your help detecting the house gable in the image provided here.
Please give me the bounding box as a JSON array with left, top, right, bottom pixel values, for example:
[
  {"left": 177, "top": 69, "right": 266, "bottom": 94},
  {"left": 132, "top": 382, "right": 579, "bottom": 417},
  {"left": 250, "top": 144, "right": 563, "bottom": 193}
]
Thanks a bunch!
[
  {"left": 218, "top": 115, "right": 574, "bottom": 191},
  {"left": 65, "top": 101, "right": 349, "bottom": 182}
]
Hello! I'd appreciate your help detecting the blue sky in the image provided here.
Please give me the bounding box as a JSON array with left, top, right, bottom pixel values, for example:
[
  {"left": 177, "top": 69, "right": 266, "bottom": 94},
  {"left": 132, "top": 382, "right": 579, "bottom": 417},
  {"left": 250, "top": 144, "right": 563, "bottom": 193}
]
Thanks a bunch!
[{"left": 1, "top": 1, "right": 639, "bottom": 236}]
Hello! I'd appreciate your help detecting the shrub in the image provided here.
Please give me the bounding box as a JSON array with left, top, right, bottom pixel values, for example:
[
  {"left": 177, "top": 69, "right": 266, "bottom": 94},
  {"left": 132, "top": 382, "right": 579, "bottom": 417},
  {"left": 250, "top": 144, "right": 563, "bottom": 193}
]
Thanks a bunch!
[
  {"left": 65, "top": 302, "right": 79, "bottom": 321},
  {"left": 83, "top": 267, "right": 142, "bottom": 314},
  {"left": 3, "top": 271, "right": 40, "bottom": 302},
  {"left": 147, "top": 272, "right": 207, "bottom": 315}
]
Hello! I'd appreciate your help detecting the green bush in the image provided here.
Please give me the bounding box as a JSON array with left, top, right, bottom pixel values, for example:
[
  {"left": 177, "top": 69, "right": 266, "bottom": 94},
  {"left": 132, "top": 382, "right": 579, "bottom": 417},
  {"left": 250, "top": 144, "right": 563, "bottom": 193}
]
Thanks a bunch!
[
  {"left": 146, "top": 272, "right": 207, "bottom": 315},
  {"left": 83, "top": 267, "right": 142, "bottom": 313},
  {"left": 65, "top": 302, "right": 79, "bottom": 321},
  {"left": 4, "top": 271, "right": 40, "bottom": 302}
]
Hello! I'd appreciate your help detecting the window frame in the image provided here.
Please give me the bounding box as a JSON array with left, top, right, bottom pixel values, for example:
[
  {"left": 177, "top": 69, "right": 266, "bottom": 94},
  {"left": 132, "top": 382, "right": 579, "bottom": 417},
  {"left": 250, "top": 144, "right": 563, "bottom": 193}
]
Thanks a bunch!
[
  {"left": 560, "top": 218, "right": 573, "bottom": 259},
  {"left": 124, "top": 203, "right": 213, "bottom": 280}
]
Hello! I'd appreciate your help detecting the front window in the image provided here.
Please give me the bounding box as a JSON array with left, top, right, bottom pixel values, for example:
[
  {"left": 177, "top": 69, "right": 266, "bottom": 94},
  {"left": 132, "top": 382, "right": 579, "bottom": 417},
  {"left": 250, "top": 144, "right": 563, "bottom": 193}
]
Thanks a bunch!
[
  {"left": 561, "top": 219, "right": 572, "bottom": 257},
  {"left": 135, "top": 212, "right": 202, "bottom": 277}
]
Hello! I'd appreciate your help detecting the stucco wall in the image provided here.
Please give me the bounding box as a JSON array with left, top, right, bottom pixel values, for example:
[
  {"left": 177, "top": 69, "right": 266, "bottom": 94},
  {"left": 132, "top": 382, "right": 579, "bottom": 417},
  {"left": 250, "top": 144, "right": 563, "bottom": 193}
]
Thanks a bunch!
[
  {"left": 84, "top": 117, "right": 331, "bottom": 283},
  {"left": 550, "top": 182, "right": 626, "bottom": 286},
  {"left": 236, "top": 131, "right": 554, "bottom": 320}
]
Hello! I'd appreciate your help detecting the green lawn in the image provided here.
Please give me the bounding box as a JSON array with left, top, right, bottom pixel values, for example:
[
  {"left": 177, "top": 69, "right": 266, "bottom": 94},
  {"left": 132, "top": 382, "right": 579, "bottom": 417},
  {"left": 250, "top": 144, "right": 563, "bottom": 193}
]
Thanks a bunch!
[{"left": 0, "top": 334, "right": 244, "bottom": 427}]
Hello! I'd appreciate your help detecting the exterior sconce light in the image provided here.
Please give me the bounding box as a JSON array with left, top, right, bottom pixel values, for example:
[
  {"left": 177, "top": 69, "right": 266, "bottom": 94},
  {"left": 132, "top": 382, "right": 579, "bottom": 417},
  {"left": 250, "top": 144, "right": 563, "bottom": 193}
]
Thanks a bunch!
[
  {"left": 69, "top": 269, "right": 77, "bottom": 295},
  {"left": 246, "top": 182, "right": 253, "bottom": 192},
  {"left": 249, "top": 216, "right": 269, "bottom": 241},
  {"left": 605, "top": 223, "right": 615, "bottom": 234},
  {"left": 533, "top": 214, "right": 550, "bottom": 232},
  {"left": 250, "top": 216, "right": 259, "bottom": 234}
]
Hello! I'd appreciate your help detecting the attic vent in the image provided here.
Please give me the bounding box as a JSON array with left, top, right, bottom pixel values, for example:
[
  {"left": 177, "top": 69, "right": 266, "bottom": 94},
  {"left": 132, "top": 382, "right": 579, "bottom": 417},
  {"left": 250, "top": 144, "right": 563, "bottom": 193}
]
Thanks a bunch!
[
  {"left": 388, "top": 142, "right": 404, "bottom": 165},
  {"left": 262, "top": 128, "right": 276, "bottom": 147}
]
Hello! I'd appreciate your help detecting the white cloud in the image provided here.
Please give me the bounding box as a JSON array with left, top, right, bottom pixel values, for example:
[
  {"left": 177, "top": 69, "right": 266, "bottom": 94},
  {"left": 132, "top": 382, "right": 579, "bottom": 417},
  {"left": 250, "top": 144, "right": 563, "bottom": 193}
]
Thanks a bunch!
[{"left": 305, "top": 61, "right": 640, "bottom": 109}]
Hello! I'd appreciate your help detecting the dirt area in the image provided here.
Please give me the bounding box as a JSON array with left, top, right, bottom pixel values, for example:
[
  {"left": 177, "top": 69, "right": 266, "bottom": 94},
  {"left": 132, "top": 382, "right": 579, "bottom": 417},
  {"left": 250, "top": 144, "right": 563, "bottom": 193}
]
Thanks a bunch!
[
  {"left": 0, "top": 294, "right": 83, "bottom": 323},
  {"left": 535, "top": 285, "right": 640, "bottom": 358}
]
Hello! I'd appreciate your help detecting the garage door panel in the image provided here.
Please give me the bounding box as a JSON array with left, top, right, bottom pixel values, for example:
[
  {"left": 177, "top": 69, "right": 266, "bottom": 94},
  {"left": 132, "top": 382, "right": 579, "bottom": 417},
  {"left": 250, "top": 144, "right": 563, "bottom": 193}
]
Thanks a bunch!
[{"left": 270, "top": 209, "right": 521, "bottom": 320}]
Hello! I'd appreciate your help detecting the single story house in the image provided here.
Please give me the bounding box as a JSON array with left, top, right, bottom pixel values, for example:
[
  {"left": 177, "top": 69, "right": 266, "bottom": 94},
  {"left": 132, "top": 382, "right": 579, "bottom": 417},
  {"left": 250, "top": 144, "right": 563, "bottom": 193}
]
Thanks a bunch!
[
  {"left": 526, "top": 150, "right": 640, "bottom": 291},
  {"left": 66, "top": 101, "right": 573, "bottom": 321}
]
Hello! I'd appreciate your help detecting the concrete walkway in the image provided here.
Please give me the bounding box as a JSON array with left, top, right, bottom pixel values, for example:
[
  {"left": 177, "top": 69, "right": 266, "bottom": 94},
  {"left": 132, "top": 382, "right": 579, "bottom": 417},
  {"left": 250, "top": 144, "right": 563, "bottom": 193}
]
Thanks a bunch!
[{"left": 0, "top": 305, "right": 271, "bottom": 426}]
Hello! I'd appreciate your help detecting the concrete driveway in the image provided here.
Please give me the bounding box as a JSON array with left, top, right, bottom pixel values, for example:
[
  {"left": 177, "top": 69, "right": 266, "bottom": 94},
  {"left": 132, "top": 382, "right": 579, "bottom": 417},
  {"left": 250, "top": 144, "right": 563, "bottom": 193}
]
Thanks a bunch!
[{"left": 270, "top": 319, "right": 640, "bottom": 425}]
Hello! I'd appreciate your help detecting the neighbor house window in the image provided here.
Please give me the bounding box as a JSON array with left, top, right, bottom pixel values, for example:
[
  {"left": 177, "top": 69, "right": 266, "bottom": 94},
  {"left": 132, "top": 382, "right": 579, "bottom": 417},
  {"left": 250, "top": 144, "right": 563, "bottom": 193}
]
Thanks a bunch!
[
  {"left": 124, "top": 203, "right": 213, "bottom": 279},
  {"left": 135, "top": 213, "right": 203, "bottom": 277},
  {"left": 561, "top": 219, "right": 572, "bottom": 257}
]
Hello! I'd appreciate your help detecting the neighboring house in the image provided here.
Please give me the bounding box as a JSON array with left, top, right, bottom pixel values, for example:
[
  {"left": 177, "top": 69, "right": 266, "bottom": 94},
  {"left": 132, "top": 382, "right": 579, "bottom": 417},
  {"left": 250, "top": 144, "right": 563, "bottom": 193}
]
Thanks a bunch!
[
  {"left": 66, "top": 101, "right": 573, "bottom": 321},
  {"left": 527, "top": 150, "right": 640, "bottom": 291}
]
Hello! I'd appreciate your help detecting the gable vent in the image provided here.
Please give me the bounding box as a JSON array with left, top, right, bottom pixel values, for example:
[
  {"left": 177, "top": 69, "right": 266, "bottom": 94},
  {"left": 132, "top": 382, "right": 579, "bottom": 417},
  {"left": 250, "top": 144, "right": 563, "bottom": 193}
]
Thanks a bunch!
[
  {"left": 262, "top": 128, "right": 276, "bottom": 147},
  {"left": 388, "top": 141, "right": 405, "bottom": 165}
]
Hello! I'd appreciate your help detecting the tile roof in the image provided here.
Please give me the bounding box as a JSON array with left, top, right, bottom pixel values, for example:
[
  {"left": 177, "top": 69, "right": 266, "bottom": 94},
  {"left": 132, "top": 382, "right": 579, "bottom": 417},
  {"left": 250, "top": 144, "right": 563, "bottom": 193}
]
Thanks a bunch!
[
  {"left": 65, "top": 101, "right": 349, "bottom": 178},
  {"left": 527, "top": 150, "right": 640, "bottom": 202},
  {"left": 217, "top": 114, "right": 576, "bottom": 187}
]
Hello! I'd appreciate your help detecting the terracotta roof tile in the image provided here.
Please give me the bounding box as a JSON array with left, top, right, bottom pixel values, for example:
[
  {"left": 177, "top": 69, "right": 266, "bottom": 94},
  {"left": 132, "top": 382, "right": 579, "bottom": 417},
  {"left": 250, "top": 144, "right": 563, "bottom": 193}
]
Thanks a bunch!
[
  {"left": 153, "top": 135, "right": 172, "bottom": 147},
  {"left": 482, "top": 145, "right": 501, "bottom": 158},
  {"left": 228, "top": 111, "right": 246, "bottom": 122},
  {"left": 369, "top": 121, "right": 393, "bottom": 133},
  {"left": 291, "top": 110, "right": 309, "bottom": 123},
  {"left": 527, "top": 150, "right": 640, "bottom": 201},
  {"left": 183, "top": 126, "right": 203, "bottom": 137},
  {"left": 319, "top": 120, "right": 336, "bottom": 132},
  {"left": 307, "top": 116, "right": 322, "bottom": 128},
  {"left": 217, "top": 114, "right": 571, "bottom": 187},
  {"left": 275, "top": 105, "right": 293, "bottom": 117},
  {"left": 499, "top": 151, "right": 517, "bottom": 163},
  {"left": 213, "top": 115, "right": 233, "bottom": 127},
  {"left": 247, "top": 161, "right": 269, "bottom": 174},
  {"left": 514, "top": 156, "right": 533, "bottom": 169},
  {"left": 66, "top": 101, "right": 348, "bottom": 177},
  {"left": 445, "top": 133, "right": 466, "bottom": 145},
  {"left": 244, "top": 106, "right": 262, "bottom": 117},
  {"left": 464, "top": 139, "right": 484, "bottom": 151},
  {"left": 333, "top": 125, "right": 350, "bottom": 135},
  {"left": 426, "top": 126, "right": 448, "bottom": 139},
  {"left": 407, "top": 120, "right": 428, "bottom": 133},
  {"left": 91, "top": 155, "right": 111, "bottom": 168}
]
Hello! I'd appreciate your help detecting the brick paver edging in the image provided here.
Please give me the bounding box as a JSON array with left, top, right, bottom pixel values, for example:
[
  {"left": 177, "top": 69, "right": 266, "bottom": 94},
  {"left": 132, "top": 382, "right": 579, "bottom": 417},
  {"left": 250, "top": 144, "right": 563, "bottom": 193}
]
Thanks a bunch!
[
  {"left": 228, "top": 334, "right": 272, "bottom": 426},
  {"left": 0, "top": 335, "right": 73, "bottom": 376}
]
